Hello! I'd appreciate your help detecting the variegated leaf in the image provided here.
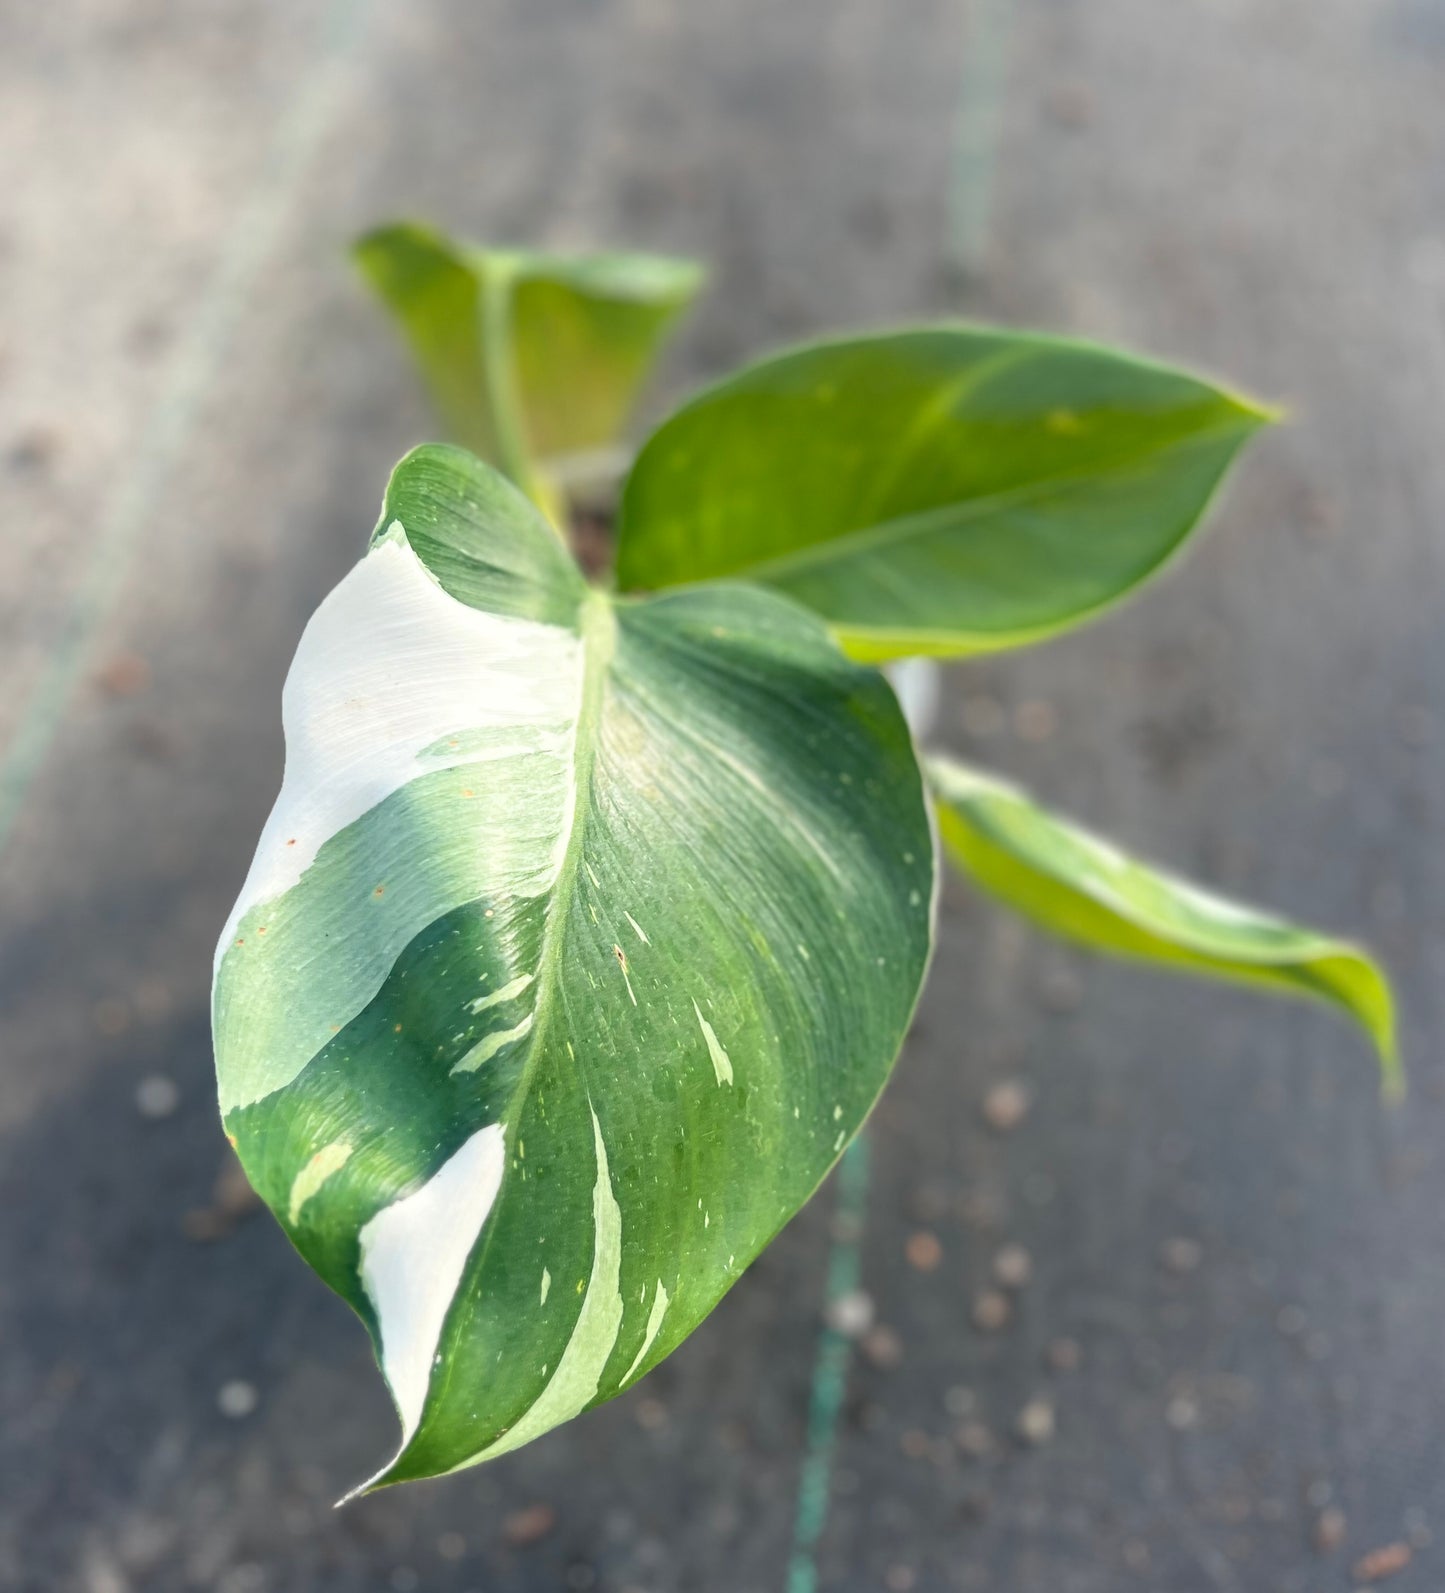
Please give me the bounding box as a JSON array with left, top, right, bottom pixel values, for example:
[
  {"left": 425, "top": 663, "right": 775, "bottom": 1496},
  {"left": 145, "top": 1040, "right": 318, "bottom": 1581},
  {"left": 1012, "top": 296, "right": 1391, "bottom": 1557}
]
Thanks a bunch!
[
  {"left": 928, "top": 755, "right": 1398, "bottom": 1086},
  {"left": 213, "top": 445, "right": 934, "bottom": 1490},
  {"left": 353, "top": 223, "right": 702, "bottom": 499},
  {"left": 616, "top": 328, "right": 1272, "bottom": 661}
]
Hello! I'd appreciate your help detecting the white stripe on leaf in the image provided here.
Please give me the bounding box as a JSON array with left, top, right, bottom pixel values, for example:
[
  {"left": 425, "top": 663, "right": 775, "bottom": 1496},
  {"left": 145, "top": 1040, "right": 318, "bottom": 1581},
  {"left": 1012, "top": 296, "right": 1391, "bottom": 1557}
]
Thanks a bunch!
[
  {"left": 358, "top": 1124, "right": 507, "bottom": 1448},
  {"left": 463, "top": 1109, "right": 623, "bottom": 1465}
]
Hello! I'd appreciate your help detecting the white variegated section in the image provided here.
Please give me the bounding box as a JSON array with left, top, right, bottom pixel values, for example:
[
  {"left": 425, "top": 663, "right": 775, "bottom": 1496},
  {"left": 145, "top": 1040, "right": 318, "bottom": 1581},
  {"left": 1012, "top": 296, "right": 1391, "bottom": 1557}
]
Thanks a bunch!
[
  {"left": 451, "top": 1014, "right": 535, "bottom": 1075},
  {"left": 692, "top": 999, "right": 733, "bottom": 1086},
  {"left": 622, "top": 1280, "right": 671, "bottom": 1386},
  {"left": 287, "top": 1140, "right": 354, "bottom": 1224},
  {"left": 217, "top": 530, "right": 582, "bottom": 961},
  {"left": 452, "top": 1109, "right": 623, "bottom": 1468},
  {"left": 214, "top": 526, "right": 586, "bottom": 1115},
  {"left": 358, "top": 1123, "right": 507, "bottom": 1453}
]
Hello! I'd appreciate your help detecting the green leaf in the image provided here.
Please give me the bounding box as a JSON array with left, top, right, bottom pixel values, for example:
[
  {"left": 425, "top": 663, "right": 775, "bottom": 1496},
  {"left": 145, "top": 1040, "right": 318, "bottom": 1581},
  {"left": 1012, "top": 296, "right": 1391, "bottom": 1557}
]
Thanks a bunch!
[
  {"left": 617, "top": 327, "right": 1274, "bottom": 661},
  {"left": 927, "top": 755, "right": 1398, "bottom": 1088},
  {"left": 353, "top": 224, "right": 702, "bottom": 502},
  {"left": 212, "top": 444, "right": 933, "bottom": 1490}
]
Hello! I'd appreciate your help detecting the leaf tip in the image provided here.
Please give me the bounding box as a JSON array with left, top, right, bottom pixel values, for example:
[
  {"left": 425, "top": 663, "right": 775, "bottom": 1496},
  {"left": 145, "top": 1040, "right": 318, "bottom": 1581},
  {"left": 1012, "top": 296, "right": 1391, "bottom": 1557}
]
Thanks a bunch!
[{"left": 1239, "top": 393, "right": 1289, "bottom": 427}]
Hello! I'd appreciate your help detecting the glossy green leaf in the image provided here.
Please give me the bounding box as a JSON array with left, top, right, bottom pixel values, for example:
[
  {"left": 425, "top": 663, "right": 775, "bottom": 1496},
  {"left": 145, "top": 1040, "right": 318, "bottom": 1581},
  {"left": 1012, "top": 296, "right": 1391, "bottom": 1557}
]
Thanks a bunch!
[
  {"left": 928, "top": 755, "right": 1398, "bottom": 1086},
  {"left": 212, "top": 444, "right": 933, "bottom": 1490},
  {"left": 354, "top": 222, "right": 702, "bottom": 496},
  {"left": 617, "top": 328, "right": 1273, "bottom": 661}
]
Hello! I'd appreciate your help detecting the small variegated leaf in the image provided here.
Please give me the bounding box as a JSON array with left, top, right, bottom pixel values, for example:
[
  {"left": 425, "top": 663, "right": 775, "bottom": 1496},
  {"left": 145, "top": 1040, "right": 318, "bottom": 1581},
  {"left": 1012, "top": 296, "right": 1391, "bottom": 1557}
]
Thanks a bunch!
[
  {"left": 616, "top": 328, "right": 1272, "bottom": 661},
  {"left": 927, "top": 755, "right": 1398, "bottom": 1086},
  {"left": 213, "top": 445, "right": 933, "bottom": 1490},
  {"left": 353, "top": 223, "right": 702, "bottom": 491}
]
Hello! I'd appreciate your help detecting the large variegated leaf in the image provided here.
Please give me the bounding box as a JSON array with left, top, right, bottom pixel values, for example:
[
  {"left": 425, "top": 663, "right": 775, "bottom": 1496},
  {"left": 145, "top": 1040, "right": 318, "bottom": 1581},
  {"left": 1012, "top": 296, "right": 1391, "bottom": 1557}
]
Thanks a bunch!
[
  {"left": 212, "top": 445, "right": 933, "bottom": 1489},
  {"left": 353, "top": 224, "right": 702, "bottom": 493},
  {"left": 928, "top": 756, "right": 1398, "bottom": 1086},
  {"left": 616, "top": 329, "right": 1273, "bottom": 661}
]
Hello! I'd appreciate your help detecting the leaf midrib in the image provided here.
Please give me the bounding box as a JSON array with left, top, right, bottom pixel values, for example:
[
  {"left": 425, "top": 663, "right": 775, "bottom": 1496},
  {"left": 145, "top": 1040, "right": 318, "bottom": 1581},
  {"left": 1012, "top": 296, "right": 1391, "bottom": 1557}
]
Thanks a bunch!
[
  {"left": 408, "top": 585, "right": 614, "bottom": 1471},
  {"left": 506, "top": 585, "right": 615, "bottom": 1130}
]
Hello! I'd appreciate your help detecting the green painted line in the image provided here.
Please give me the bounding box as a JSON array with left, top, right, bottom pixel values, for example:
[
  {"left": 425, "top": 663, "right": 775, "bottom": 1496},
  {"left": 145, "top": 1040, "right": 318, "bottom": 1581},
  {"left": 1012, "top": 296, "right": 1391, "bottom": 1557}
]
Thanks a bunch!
[
  {"left": 785, "top": 1133, "right": 871, "bottom": 1593},
  {"left": 947, "top": 0, "right": 1016, "bottom": 275},
  {"left": 0, "top": 0, "right": 376, "bottom": 861}
]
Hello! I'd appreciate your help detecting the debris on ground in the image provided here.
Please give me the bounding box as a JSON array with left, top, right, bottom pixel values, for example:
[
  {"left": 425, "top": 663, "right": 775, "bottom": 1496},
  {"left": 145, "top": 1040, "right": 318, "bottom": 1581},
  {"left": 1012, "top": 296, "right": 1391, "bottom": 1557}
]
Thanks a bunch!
[
  {"left": 1015, "top": 1397, "right": 1055, "bottom": 1446},
  {"left": 861, "top": 1325, "right": 904, "bottom": 1369},
  {"left": 955, "top": 1421, "right": 994, "bottom": 1459},
  {"left": 981, "top": 1080, "right": 1031, "bottom": 1133},
  {"left": 217, "top": 1380, "right": 258, "bottom": 1419},
  {"left": 1046, "top": 1337, "right": 1082, "bottom": 1373},
  {"left": 826, "top": 1288, "right": 876, "bottom": 1339},
  {"left": 183, "top": 1150, "right": 262, "bottom": 1241},
  {"left": 1313, "top": 1506, "right": 1347, "bottom": 1554},
  {"left": 972, "top": 1290, "right": 1011, "bottom": 1333},
  {"left": 1160, "top": 1237, "right": 1203, "bottom": 1275},
  {"left": 1352, "top": 1541, "right": 1412, "bottom": 1584},
  {"left": 502, "top": 1504, "right": 557, "bottom": 1548},
  {"left": 905, "top": 1231, "right": 942, "bottom": 1271},
  {"left": 134, "top": 1074, "right": 179, "bottom": 1119},
  {"left": 992, "top": 1243, "right": 1032, "bottom": 1290}
]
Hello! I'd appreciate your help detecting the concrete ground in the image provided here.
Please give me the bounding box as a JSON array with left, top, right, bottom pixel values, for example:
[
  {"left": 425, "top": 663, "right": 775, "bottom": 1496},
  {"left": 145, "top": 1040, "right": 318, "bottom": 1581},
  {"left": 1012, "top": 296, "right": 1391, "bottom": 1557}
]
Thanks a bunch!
[{"left": 2, "top": 1, "right": 1444, "bottom": 1589}]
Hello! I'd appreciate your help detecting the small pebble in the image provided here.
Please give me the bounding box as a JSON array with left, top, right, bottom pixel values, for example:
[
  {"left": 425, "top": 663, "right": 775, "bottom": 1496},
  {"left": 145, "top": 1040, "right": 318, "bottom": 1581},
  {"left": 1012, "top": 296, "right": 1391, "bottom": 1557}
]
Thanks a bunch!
[
  {"left": 900, "top": 1429, "right": 931, "bottom": 1460},
  {"left": 1016, "top": 1397, "right": 1055, "bottom": 1446},
  {"left": 436, "top": 1532, "right": 466, "bottom": 1561},
  {"left": 634, "top": 1397, "right": 667, "bottom": 1431},
  {"left": 1276, "top": 1304, "right": 1308, "bottom": 1337},
  {"left": 135, "top": 1074, "right": 180, "bottom": 1120},
  {"left": 92, "top": 998, "right": 131, "bottom": 1037},
  {"left": 826, "top": 1288, "right": 876, "bottom": 1339},
  {"left": 1314, "top": 1506, "right": 1347, "bottom": 1555},
  {"left": 905, "top": 1231, "right": 942, "bottom": 1272},
  {"left": 993, "top": 1243, "right": 1032, "bottom": 1290},
  {"left": 1014, "top": 700, "right": 1058, "bottom": 742},
  {"left": 1352, "top": 1541, "right": 1412, "bottom": 1584},
  {"left": 217, "top": 1380, "right": 258, "bottom": 1419},
  {"left": 502, "top": 1504, "right": 557, "bottom": 1548},
  {"left": 955, "top": 1420, "right": 995, "bottom": 1458},
  {"left": 943, "top": 1385, "right": 976, "bottom": 1418},
  {"left": 981, "top": 1080, "right": 1031, "bottom": 1133},
  {"left": 972, "top": 1290, "right": 1012, "bottom": 1333},
  {"left": 1046, "top": 1337, "right": 1082, "bottom": 1373},
  {"left": 861, "top": 1325, "right": 903, "bottom": 1369},
  {"left": 94, "top": 651, "right": 151, "bottom": 697},
  {"left": 1160, "top": 1237, "right": 1202, "bottom": 1275},
  {"left": 885, "top": 1566, "right": 917, "bottom": 1592},
  {"left": 1164, "top": 1394, "right": 1199, "bottom": 1431}
]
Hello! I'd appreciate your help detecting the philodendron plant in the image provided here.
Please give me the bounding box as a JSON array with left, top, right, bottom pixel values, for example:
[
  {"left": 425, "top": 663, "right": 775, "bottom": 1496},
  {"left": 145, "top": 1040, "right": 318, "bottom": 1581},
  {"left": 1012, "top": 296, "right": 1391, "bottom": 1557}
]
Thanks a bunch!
[{"left": 213, "top": 222, "right": 1397, "bottom": 1494}]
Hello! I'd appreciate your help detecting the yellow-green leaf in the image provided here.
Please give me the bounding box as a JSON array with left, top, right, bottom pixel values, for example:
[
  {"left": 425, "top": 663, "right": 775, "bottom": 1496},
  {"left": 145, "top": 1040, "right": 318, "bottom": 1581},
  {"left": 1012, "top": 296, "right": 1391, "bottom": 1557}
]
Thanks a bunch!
[
  {"left": 617, "top": 328, "right": 1273, "bottom": 661},
  {"left": 928, "top": 755, "right": 1398, "bottom": 1088}
]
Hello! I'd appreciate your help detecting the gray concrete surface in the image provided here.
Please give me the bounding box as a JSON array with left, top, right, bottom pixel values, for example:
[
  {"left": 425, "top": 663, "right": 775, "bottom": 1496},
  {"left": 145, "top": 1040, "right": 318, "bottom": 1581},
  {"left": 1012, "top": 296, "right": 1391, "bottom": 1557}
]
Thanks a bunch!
[{"left": 2, "top": 1, "right": 1443, "bottom": 1589}]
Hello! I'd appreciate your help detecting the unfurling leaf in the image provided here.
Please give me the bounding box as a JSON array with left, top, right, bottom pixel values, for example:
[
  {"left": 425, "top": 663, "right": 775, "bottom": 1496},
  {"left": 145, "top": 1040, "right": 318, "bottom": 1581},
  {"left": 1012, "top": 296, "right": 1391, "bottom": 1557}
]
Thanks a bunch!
[
  {"left": 617, "top": 328, "right": 1273, "bottom": 660},
  {"left": 212, "top": 445, "right": 933, "bottom": 1490},
  {"left": 928, "top": 755, "right": 1398, "bottom": 1088},
  {"left": 353, "top": 223, "right": 702, "bottom": 500}
]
